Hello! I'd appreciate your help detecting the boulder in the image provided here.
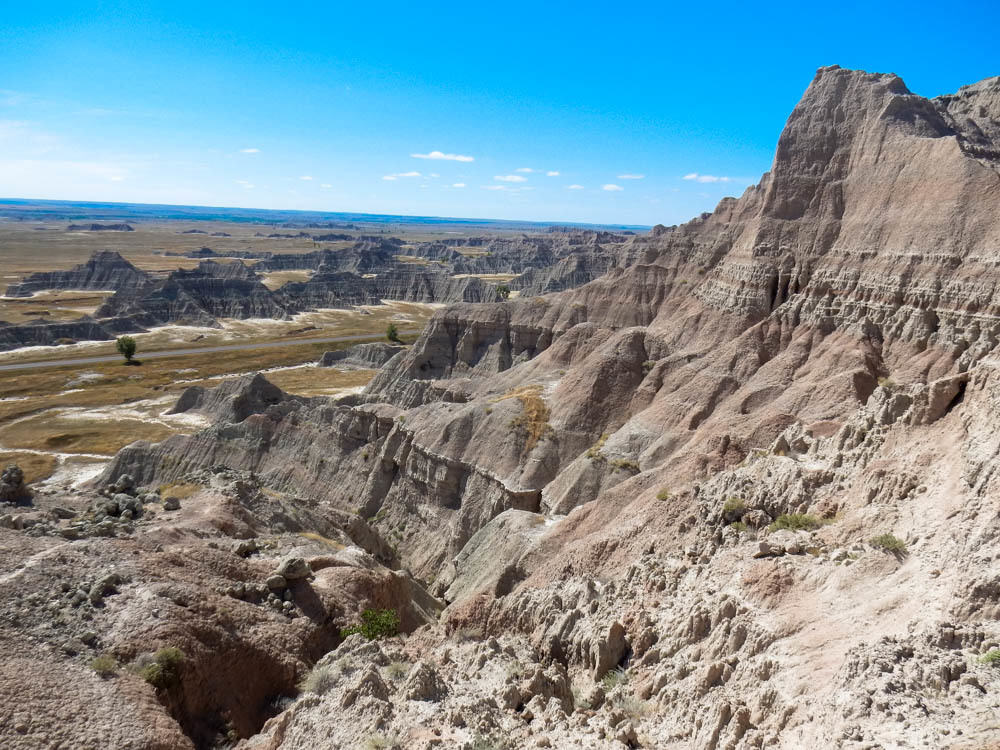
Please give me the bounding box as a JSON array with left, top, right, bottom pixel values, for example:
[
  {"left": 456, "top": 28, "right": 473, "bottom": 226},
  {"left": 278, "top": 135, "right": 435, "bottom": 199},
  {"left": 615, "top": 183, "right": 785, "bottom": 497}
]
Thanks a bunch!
[
  {"left": 0, "top": 465, "right": 31, "bottom": 504},
  {"left": 276, "top": 557, "right": 312, "bottom": 580}
]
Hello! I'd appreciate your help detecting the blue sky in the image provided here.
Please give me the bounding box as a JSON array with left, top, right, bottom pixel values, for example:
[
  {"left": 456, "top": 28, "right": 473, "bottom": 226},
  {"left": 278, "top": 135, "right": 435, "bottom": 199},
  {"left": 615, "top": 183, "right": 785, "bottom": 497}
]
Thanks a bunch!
[{"left": 0, "top": 1, "right": 996, "bottom": 225}]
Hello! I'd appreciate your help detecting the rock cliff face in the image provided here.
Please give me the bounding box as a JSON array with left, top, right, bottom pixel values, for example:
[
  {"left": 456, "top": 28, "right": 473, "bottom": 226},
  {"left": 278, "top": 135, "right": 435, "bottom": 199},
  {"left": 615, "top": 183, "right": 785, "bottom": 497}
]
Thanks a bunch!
[
  {"left": 3, "top": 250, "right": 150, "bottom": 297},
  {"left": 8, "top": 67, "right": 1000, "bottom": 750},
  {"left": 97, "top": 260, "right": 290, "bottom": 327}
]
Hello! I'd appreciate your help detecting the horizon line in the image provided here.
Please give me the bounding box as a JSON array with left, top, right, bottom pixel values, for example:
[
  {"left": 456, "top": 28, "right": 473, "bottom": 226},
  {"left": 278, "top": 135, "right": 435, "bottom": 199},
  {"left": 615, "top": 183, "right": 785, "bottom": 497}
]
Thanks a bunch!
[{"left": 0, "top": 196, "right": 654, "bottom": 231}]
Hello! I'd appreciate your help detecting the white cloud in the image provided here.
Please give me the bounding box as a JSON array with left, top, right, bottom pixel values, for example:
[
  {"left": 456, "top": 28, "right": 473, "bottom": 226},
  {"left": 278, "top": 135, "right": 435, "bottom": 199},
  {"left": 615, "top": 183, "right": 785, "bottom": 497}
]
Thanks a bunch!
[
  {"left": 452, "top": 182, "right": 466, "bottom": 188},
  {"left": 602, "top": 184, "right": 624, "bottom": 191},
  {"left": 236, "top": 180, "right": 255, "bottom": 189},
  {"left": 618, "top": 173, "right": 644, "bottom": 179},
  {"left": 567, "top": 184, "right": 584, "bottom": 190},
  {"left": 494, "top": 174, "right": 527, "bottom": 183},
  {"left": 109, "top": 175, "right": 125, "bottom": 182},
  {"left": 240, "top": 148, "right": 260, "bottom": 154},
  {"left": 483, "top": 185, "right": 507, "bottom": 190},
  {"left": 320, "top": 183, "right": 332, "bottom": 188},
  {"left": 515, "top": 167, "right": 535, "bottom": 173},
  {"left": 300, "top": 175, "right": 313, "bottom": 180},
  {"left": 682, "top": 172, "right": 732, "bottom": 183},
  {"left": 411, "top": 150, "right": 474, "bottom": 162},
  {"left": 546, "top": 171, "right": 560, "bottom": 176},
  {"left": 430, "top": 173, "right": 440, "bottom": 178},
  {"left": 383, "top": 171, "right": 422, "bottom": 180},
  {"left": 382, "top": 175, "right": 397, "bottom": 181}
]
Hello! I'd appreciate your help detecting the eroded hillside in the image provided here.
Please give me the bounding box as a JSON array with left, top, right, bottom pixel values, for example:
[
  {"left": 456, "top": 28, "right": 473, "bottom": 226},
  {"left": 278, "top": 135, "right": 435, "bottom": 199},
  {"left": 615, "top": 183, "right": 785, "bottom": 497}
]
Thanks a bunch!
[{"left": 3, "top": 66, "right": 1000, "bottom": 749}]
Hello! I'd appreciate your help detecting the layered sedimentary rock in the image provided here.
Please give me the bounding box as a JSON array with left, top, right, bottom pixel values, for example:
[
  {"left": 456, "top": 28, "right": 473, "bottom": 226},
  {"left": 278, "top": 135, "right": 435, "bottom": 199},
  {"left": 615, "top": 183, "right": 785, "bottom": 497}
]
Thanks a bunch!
[
  {"left": 3, "top": 251, "right": 150, "bottom": 297},
  {"left": 319, "top": 342, "right": 406, "bottom": 369},
  {"left": 97, "top": 260, "right": 288, "bottom": 327}
]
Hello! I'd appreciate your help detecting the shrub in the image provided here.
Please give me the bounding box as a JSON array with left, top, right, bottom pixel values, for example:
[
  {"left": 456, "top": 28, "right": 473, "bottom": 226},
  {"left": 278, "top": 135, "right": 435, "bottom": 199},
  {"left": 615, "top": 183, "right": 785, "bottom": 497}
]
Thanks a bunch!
[
  {"left": 769, "top": 513, "right": 824, "bottom": 532},
  {"left": 495, "top": 285, "right": 510, "bottom": 300},
  {"left": 299, "top": 663, "right": 339, "bottom": 695},
  {"left": 384, "top": 661, "right": 409, "bottom": 681},
  {"left": 870, "top": 533, "right": 907, "bottom": 553},
  {"left": 723, "top": 497, "right": 745, "bottom": 515},
  {"left": 877, "top": 376, "right": 896, "bottom": 389},
  {"left": 139, "top": 646, "right": 184, "bottom": 689},
  {"left": 656, "top": 488, "right": 670, "bottom": 501},
  {"left": 601, "top": 665, "right": 627, "bottom": 691},
  {"left": 730, "top": 521, "right": 748, "bottom": 534},
  {"left": 385, "top": 323, "right": 400, "bottom": 343},
  {"left": 586, "top": 434, "right": 609, "bottom": 461},
  {"left": 90, "top": 654, "right": 117, "bottom": 677},
  {"left": 980, "top": 649, "right": 1000, "bottom": 666},
  {"left": 340, "top": 608, "right": 400, "bottom": 641},
  {"left": 611, "top": 458, "right": 640, "bottom": 473}
]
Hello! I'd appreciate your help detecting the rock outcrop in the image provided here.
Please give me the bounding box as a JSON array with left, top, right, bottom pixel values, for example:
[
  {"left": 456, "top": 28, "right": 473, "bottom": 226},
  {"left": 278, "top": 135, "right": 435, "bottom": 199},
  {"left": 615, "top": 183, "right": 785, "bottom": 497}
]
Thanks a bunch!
[{"left": 3, "top": 251, "right": 150, "bottom": 297}]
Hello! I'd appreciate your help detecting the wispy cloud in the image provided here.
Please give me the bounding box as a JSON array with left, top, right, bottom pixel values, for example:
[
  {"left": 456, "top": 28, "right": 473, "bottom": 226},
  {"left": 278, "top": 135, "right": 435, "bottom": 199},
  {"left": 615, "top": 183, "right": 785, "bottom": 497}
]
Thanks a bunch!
[
  {"left": 240, "top": 148, "right": 260, "bottom": 154},
  {"left": 452, "top": 182, "right": 466, "bottom": 188},
  {"left": 483, "top": 184, "right": 533, "bottom": 192},
  {"left": 567, "top": 184, "right": 584, "bottom": 190},
  {"left": 411, "top": 150, "right": 474, "bottom": 162},
  {"left": 618, "top": 173, "right": 644, "bottom": 179},
  {"left": 300, "top": 175, "right": 313, "bottom": 180},
  {"left": 383, "top": 171, "right": 422, "bottom": 180},
  {"left": 429, "top": 173, "right": 440, "bottom": 178},
  {"left": 546, "top": 171, "right": 560, "bottom": 177},
  {"left": 602, "top": 184, "right": 623, "bottom": 191},
  {"left": 494, "top": 174, "right": 527, "bottom": 183},
  {"left": 236, "top": 180, "right": 255, "bottom": 189},
  {"left": 515, "top": 167, "right": 535, "bottom": 173},
  {"left": 683, "top": 173, "right": 732, "bottom": 183},
  {"left": 382, "top": 175, "right": 397, "bottom": 181},
  {"left": 320, "top": 183, "right": 332, "bottom": 188}
]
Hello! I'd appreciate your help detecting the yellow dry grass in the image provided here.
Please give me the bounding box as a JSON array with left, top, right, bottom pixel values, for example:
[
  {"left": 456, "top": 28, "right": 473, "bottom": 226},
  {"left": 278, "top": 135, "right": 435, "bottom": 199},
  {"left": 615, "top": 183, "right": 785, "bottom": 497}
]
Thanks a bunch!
[
  {"left": 492, "top": 385, "right": 552, "bottom": 453},
  {"left": 0, "top": 452, "right": 58, "bottom": 483},
  {"left": 158, "top": 482, "right": 201, "bottom": 499}
]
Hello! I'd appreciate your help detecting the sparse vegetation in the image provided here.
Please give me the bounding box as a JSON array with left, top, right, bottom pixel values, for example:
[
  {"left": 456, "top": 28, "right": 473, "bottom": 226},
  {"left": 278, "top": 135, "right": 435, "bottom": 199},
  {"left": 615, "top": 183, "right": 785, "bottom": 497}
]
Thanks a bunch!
[
  {"left": 656, "top": 487, "right": 670, "bottom": 501},
  {"left": 611, "top": 458, "right": 640, "bottom": 473},
  {"left": 90, "top": 654, "right": 118, "bottom": 677},
  {"left": 384, "top": 661, "right": 409, "bottom": 681},
  {"left": 730, "top": 521, "right": 748, "bottom": 533},
  {"left": 642, "top": 360, "right": 656, "bottom": 373},
  {"left": 587, "top": 433, "right": 609, "bottom": 461},
  {"left": 138, "top": 646, "right": 184, "bottom": 690},
  {"left": 870, "top": 532, "right": 907, "bottom": 553},
  {"left": 340, "top": 608, "right": 400, "bottom": 641},
  {"left": 877, "top": 376, "right": 897, "bottom": 389},
  {"left": 363, "top": 734, "right": 399, "bottom": 750},
  {"left": 601, "top": 665, "right": 628, "bottom": 691},
  {"left": 157, "top": 482, "right": 201, "bottom": 500},
  {"left": 386, "top": 322, "right": 401, "bottom": 343},
  {"left": 299, "top": 663, "right": 339, "bottom": 695},
  {"left": 723, "top": 497, "right": 746, "bottom": 515},
  {"left": 116, "top": 335, "right": 138, "bottom": 364},
  {"left": 495, "top": 284, "right": 510, "bottom": 300},
  {"left": 769, "top": 513, "right": 825, "bottom": 532},
  {"left": 980, "top": 649, "right": 1000, "bottom": 666},
  {"left": 494, "top": 385, "right": 553, "bottom": 453}
]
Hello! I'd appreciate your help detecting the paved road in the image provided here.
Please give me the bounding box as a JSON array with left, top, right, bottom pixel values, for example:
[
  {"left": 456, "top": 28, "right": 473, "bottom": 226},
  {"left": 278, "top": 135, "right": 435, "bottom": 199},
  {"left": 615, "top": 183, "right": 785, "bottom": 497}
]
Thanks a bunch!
[{"left": 0, "top": 329, "right": 419, "bottom": 372}]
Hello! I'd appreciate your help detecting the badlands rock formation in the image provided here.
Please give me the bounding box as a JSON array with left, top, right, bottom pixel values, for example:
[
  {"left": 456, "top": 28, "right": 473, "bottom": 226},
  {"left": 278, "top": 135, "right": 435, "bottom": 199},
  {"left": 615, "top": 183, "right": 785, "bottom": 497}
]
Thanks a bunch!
[
  {"left": 3, "top": 250, "right": 150, "bottom": 297},
  {"left": 3, "top": 66, "right": 1000, "bottom": 749}
]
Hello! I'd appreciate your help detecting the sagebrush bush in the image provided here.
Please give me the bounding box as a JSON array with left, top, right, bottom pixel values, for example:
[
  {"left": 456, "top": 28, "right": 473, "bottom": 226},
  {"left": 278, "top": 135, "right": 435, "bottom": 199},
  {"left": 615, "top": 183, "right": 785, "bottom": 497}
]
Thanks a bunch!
[
  {"left": 656, "top": 487, "right": 670, "bottom": 501},
  {"left": 870, "top": 533, "right": 907, "bottom": 553},
  {"left": 980, "top": 649, "right": 1000, "bottom": 665},
  {"left": 299, "top": 663, "right": 339, "bottom": 695},
  {"left": 341, "top": 608, "right": 400, "bottom": 641},
  {"left": 90, "top": 654, "right": 117, "bottom": 677},
  {"left": 769, "top": 513, "right": 824, "bottom": 532},
  {"left": 601, "top": 665, "right": 627, "bottom": 691},
  {"left": 723, "top": 497, "right": 745, "bottom": 515},
  {"left": 384, "top": 661, "right": 409, "bottom": 681},
  {"left": 139, "top": 646, "right": 184, "bottom": 689}
]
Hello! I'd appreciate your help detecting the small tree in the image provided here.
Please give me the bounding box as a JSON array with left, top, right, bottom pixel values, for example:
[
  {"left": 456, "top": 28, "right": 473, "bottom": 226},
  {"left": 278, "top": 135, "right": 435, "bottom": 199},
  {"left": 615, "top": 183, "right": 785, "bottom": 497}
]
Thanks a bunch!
[
  {"left": 496, "top": 285, "right": 511, "bottom": 301},
  {"left": 116, "top": 335, "right": 137, "bottom": 364},
  {"left": 386, "top": 323, "right": 400, "bottom": 343}
]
